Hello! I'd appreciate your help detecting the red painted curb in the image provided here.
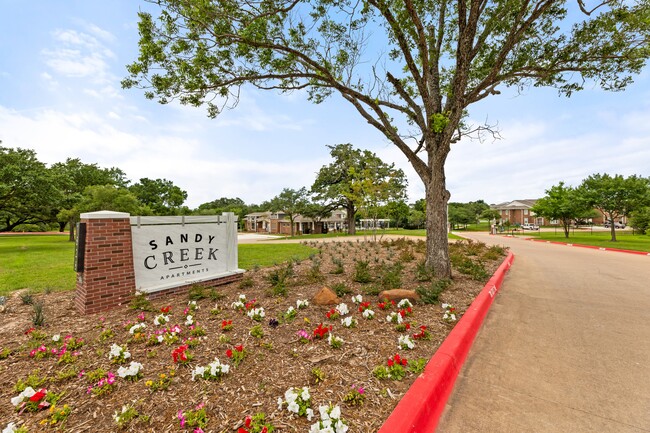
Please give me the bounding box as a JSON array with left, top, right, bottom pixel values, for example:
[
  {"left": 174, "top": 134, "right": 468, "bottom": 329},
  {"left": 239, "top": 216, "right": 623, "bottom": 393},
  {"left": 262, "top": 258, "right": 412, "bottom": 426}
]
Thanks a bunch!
[
  {"left": 527, "top": 238, "right": 650, "bottom": 256},
  {"left": 378, "top": 252, "right": 515, "bottom": 433}
]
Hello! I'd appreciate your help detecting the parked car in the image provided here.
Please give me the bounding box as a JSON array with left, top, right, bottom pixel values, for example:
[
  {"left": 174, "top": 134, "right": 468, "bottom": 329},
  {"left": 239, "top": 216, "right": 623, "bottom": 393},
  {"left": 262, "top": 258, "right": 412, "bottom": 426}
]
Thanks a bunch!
[
  {"left": 603, "top": 220, "right": 626, "bottom": 229},
  {"left": 521, "top": 223, "right": 539, "bottom": 230}
]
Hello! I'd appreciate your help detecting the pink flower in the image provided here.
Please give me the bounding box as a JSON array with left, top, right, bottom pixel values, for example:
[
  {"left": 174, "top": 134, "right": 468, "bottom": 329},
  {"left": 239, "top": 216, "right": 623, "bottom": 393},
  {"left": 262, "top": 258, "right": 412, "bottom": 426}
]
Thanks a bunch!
[{"left": 177, "top": 410, "right": 186, "bottom": 427}]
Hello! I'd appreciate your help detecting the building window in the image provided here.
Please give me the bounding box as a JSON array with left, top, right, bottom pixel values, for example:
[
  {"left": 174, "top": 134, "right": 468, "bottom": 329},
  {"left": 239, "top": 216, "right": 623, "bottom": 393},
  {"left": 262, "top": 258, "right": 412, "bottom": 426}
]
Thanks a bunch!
[{"left": 524, "top": 209, "right": 529, "bottom": 215}]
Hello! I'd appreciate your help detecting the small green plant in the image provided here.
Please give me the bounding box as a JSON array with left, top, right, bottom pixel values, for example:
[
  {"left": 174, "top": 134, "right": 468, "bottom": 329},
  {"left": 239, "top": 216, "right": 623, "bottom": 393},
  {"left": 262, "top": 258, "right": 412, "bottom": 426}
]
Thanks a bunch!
[
  {"left": 353, "top": 260, "right": 373, "bottom": 283},
  {"left": 86, "top": 368, "right": 108, "bottom": 384},
  {"left": 343, "top": 386, "right": 366, "bottom": 406},
  {"left": 219, "top": 334, "right": 231, "bottom": 344},
  {"left": 249, "top": 325, "right": 264, "bottom": 339},
  {"left": 306, "top": 258, "right": 325, "bottom": 283},
  {"left": 330, "top": 257, "right": 345, "bottom": 274},
  {"left": 129, "top": 293, "right": 152, "bottom": 311},
  {"left": 332, "top": 283, "right": 351, "bottom": 297},
  {"left": 14, "top": 372, "right": 48, "bottom": 392},
  {"left": 311, "top": 367, "right": 326, "bottom": 385},
  {"left": 451, "top": 255, "right": 489, "bottom": 280},
  {"left": 379, "top": 263, "right": 404, "bottom": 290},
  {"left": 416, "top": 279, "right": 451, "bottom": 304},
  {"left": 145, "top": 369, "right": 175, "bottom": 392},
  {"left": 55, "top": 366, "right": 78, "bottom": 382},
  {"left": 99, "top": 328, "right": 115, "bottom": 342},
  {"left": 113, "top": 404, "right": 140, "bottom": 428},
  {"left": 20, "top": 291, "right": 34, "bottom": 305},
  {"left": 188, "top": 285, "right": 208, "bottom": 301},
  {"left": 209, "top": 288, "right": 226, "bottom": 300},
  {"left": 0, "top": 347, "right": 15, "bottom": 359},
  {"left": 48, "top": 403, "right": 72, "bottom": 428},
  {"left": 408, "top": 358, "right": 428, "bottom": 375},
  {"left": 398, "top": 248, "right": 415, "bottom": 263},
  {"left": 32, "top": 301, "right": 46, "bottom": 326},
  {"left": 246, "top": 412, "right": 276, "bottom": 433},
  {"left": 266, "top": 262, "right": 294, "bottom": 296},
  {"left": 415, "top": 260, "right": 435, "bottom": 282},
  {"left": 362, "top": 285, "right": 381, "bottom": 296},
  {"left": 238, "top": 275, "right": 255, "bottom": 289},
  {"left": 179, "top": 403, "right": 208, "bottom": 429}
]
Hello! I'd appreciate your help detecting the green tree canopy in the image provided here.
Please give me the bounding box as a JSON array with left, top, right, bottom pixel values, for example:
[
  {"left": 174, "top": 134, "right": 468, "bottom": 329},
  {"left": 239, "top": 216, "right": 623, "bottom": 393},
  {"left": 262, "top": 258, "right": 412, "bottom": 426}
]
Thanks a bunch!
[
  {"left": 124, "top": 0, "right": 650, "bottom": 277},
  {"left": 269, "top": 187, "right": 309, "bottom": 237},
  {"left": 579, "top": 173, "right": 650, "bottom": 241},
  {"left": 0, "top": 147, "right": 61, "bottom": 232},
  {"left": 130, "top": 177, "right": 188, "bottom": 215},
  {"left": 75, "top": 185, "right": 150, "bottom": 216},
  {"left": 531, "top": 182, "right": 592, "bottom": 238},
  {"left": 311, "top": 144, "right": 407, "bottom": 235}
]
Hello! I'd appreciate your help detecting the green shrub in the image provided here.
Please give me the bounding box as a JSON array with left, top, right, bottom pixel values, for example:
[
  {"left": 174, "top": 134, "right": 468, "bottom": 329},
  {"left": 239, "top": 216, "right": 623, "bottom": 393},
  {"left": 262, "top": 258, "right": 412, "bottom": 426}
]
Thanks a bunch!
[
  {"left": 20, "top": 292, "right": 34, "bottom": 305},
  {"left": 379, "top": 263, "right": 403, "bottom": 290},
  {"left": 188, "top": 285, "right": 208, "bottom": 301},
  {"left": 414, "top": 260, "right": 435, "bottom": 282},
  {"left": 32, "top": 301, "right": 46, "bottom": 326},
  {"left": 416, "top": 279, "right": 451, "bottom": 304},
  {"left": 353, "top": 260, "right": 372, "bottom": 283},
  {"left": 330, "top": 258, "right": 345, "bottom": 274},
  {"left": 332, "top": 283, "right": 351, "bottom": 297},
  {"left": 266, "top": 262, "right": 294, "bottom": 296}
]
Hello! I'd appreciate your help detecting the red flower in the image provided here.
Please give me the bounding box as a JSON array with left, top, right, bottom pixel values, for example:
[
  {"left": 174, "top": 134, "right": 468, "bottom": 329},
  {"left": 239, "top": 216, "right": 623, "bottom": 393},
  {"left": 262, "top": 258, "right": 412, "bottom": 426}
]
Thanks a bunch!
[
  {"left": 24, "top": 327, "right": 35, "bottom": 335},
  {"left": 222, "top": 320, "right": 232, "bottom": 328},
  {"left": 226, "top": 349, "right": 233, "bottom": 358},
  {"left": 235, "top": 344, "right": 244, "bottom": 352},
  {"left": 172, "top": 345, "right": 189, "bottom": 363},
  {"left": 30, "top": 389, "right": 47, "bottom": 402},
  {"left": 238, "top": 429, "right": 249, "bottom": 433},
  {"left": 261, "top": 427, "right": 268, "bottom": 433},
  {"left": 313, "top": 323, "right": 330, "bottom": 339},
  {"left": 387, "top": 359, "right": 394, "bottom": 367},
  {"left": 161, "top": 305, "right": 172, "bottom": 313},
  {"left": 245, "top": 416, "right": 252, "bottom": 428},
  {"left": 405, "top": 323, "right": 411, "bottom": 330}
]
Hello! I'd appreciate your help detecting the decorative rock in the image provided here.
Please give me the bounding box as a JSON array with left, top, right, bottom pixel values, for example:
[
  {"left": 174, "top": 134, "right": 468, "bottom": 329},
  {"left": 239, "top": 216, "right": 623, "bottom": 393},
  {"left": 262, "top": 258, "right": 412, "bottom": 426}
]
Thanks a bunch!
[
  {"left": 378, "top": 289, "right": 421, "bottom": 303},
  {"left": 313, "top": 287, "right": 340, "bottom": 306}
]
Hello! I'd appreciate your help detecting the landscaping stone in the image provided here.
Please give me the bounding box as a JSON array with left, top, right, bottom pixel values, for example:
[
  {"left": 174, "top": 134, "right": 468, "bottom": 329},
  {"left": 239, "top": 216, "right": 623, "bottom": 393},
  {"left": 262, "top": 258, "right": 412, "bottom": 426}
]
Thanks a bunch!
[
  {"left": 313, "top": 287, "right": 340, "bottom": 305},
  {"left": 378, "top": 289, "right": 421, "bottom": 303}
]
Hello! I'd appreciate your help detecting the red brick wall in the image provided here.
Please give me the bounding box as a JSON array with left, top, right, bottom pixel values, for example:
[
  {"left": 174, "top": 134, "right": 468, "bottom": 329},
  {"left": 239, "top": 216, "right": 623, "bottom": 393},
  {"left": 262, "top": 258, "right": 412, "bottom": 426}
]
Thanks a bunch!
[{"left": 75, "top": 217, "right": 135, "bottom": 315}]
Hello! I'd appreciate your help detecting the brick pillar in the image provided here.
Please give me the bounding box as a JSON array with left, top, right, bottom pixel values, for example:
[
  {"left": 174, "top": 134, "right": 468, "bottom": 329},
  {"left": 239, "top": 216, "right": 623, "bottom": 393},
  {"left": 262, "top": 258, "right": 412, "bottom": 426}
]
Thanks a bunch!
[{"left": 75, "top": 211, "right": 136, "bottom": 314}]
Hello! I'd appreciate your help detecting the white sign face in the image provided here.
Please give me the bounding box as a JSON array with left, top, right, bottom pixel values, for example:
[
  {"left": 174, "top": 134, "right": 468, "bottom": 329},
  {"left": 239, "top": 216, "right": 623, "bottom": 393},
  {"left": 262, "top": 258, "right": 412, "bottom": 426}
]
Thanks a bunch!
[{"left": 131, "top": 222, "right": 232, "bottom": 293}]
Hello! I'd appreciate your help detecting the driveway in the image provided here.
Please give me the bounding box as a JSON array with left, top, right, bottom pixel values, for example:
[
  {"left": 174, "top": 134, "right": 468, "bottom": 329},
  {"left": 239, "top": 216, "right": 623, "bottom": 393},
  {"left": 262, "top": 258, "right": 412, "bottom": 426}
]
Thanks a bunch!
[{"left": 437, "top": 233, "right": 650, "bottom": 432}]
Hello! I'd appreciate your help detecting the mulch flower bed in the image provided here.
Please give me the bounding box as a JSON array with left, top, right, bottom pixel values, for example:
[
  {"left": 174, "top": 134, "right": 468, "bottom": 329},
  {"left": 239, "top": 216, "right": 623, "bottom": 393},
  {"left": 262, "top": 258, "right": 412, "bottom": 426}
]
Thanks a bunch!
[{"left": 0, "top": 238, "right": 507, "bottom": 433}]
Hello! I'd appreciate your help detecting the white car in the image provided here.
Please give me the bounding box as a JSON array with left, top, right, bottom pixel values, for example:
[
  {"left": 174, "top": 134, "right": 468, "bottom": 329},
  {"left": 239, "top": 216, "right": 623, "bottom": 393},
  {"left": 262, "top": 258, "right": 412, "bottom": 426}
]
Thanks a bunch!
[{"left": 521, "top": 223, "right": 539, "bottom": 230}]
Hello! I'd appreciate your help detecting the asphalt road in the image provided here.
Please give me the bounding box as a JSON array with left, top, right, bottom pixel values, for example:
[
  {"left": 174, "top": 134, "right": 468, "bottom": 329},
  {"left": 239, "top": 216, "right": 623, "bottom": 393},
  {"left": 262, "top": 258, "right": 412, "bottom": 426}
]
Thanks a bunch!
[{"left": 437, "top": 233, "right": 650, "bottom": 433}]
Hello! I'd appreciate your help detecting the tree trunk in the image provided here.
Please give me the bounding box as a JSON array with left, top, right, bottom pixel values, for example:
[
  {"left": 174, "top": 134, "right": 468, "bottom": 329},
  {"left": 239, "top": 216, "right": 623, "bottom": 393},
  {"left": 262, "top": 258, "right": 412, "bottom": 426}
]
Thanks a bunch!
[
  {"left": 346, "top": 202, "right": 356, "bottom": 235},
  {"left": 58, "top": 221, "right": 66, "bottom": 232},
  {"left": 610, "top": 221, "right": 617, "bottom": 242},
  {"left": 68, "top": 219, "right": 76, "bottom": 242},
  {"left": 562, "top": 218, "right": 570, "bottom": 238},
  {"left": 424, "top": 165, "right": 452, "bottom": 279}
]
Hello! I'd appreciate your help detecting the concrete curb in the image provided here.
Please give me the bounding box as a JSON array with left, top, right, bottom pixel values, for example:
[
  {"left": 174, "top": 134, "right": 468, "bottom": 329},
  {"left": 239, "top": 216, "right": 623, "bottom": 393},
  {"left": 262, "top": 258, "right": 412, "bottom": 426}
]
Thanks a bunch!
[
  {"left": 377, "top": 252, "right": 515, "bottom": 433},
  {"left": 526, "top": 238, "right": 650, "bottom": 256}
]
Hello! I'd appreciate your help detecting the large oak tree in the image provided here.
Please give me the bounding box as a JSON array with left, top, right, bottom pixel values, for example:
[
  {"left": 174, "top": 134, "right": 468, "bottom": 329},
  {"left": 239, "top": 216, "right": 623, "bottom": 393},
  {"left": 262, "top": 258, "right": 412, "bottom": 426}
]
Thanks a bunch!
[{"left": 123, "top": 0, "right": 650, "bottom": 277}]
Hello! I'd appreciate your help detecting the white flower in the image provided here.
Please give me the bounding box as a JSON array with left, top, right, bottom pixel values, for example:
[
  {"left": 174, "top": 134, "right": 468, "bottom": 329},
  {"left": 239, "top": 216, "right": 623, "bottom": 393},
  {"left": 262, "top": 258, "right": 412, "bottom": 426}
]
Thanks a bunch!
[
  {"left": 247, "top": 307, "right": 265, "bottom": 319},
  {"left": 362, "top": 309, "right": 375, "bottom": 319},
  {"left": 306, "top": 408, "right": 315, "bottom": 421},
  {"left": 386, "top": 312, "right": 402, "bottom": 324},
  {"left": 153, "top": 314, "right": 169, "bottom": 326},
  {"left": 334, "top": 420, "right": 349, "bottom": 433},
  {"left": 191, "top": 366, "right": 206, "bottom": 380},
  {"left": 398, "top": 335, "right": 415, "bottom": 350},
  {"left": 286, "top": 306, "right": 295, "bottom": 314},
  {"left": 231, "top": 300, "right": 245, "bottom": 310},
  {"left": 335, "top": 303, "right": 349, "bottom": 316},
  {"left": 277, "top": 396, "right": 284, "bottom": 410},
  {"left": 3, "top": 422, "right": 18, "bottom": 433},
  {"left": 129, "top": 323, "right": 146, "bottom": 334},
  {"left": 287, "top": 401, "right": 300, "bottom": 413},
  {"left": 185, "top": 315, "right": 194, "bottom": 325},
  {"left": 296, "top": 299, "right": 309, "bottom": 309},
  {"left": 188, "top": 300, "right": 198, "bottom": 308},
  {"left": 441, "top": 303, "right": 450, "bottom": 309},
  {"left": 351, "top": 294, "right": 363, "bottom": 304},
  {"left": 10, "top": 386, "right": 36, "bottom": 406},
  {"left": 157, "top": 335, "right": 164, "bottom": 343},
  {"left": 301, "top": 387, "right": 311, "bottom": 401},
  {"left": 397, "top": 299, "right": 413, "bottom": 308},
  {"left": 330, "top": 405, "right": 341, "bottom": 420},
  {"left": 117, "top": 361, "right": 143, "bottom": 378},
  {"left": 238, "top": 294, "right": 247, "bottom": 301},
  {"left": 341, "top": 317, "right": 356, "bottom": 328},
  {"left": 319, "top": 405, "right": 330, "bottom": 420},
  {"left": 52, "top": 334, "right": 61, "bottom": 342}
]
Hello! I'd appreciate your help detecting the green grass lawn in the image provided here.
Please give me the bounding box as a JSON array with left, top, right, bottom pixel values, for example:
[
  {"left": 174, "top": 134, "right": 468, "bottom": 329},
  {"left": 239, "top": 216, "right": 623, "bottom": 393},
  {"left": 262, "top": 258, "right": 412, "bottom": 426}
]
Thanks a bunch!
[
  {"left": 0, "top": 235, "right": 319, "bottom": 295},
  {"left": 520, "top": 230, "right": 650, "bottom": 252}
]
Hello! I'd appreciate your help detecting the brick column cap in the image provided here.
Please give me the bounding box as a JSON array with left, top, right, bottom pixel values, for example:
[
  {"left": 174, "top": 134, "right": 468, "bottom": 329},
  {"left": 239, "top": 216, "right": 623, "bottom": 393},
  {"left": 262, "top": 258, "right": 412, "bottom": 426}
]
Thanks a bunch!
[{"left": 80, "top": 210, "right": 131, "bottom": 219}]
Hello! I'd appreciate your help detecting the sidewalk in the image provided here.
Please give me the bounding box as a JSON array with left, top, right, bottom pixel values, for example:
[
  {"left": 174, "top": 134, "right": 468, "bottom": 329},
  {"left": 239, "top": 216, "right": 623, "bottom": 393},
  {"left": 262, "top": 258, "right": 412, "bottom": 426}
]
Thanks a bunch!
[{"left": 437, "top": 233, "right": 650, "bottom": 433}]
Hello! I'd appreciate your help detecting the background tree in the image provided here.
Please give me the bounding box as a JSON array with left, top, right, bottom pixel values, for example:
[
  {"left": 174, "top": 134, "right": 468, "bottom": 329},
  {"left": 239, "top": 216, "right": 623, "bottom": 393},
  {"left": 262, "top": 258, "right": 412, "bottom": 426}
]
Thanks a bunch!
[
  {"left": 311, "top": 144, "right": 406, "bottom": 235},
  {"left": 51, "top": 158, "right": 129, "bottom": 240},
  {"left": 448, "top": 202, "right": 477, "bottom": 229},
  {"left": 124, "top": 0, "right": 650, "bottom": 277},
  {"left": 531, "top": 182, "right": 591, "bottom": 238},
  {"left": 480, "top": 208, "right": 501, "bottom": 222},
  {"left": 130, "top": 177, "right": 188, "bottom": 216},
  {"left": 579, "top": 174, "right": 650, "bottom": 241},
  {"left": 269, "top": 187, "right": 309, "bottom": 237},
  {"left": 629, "top": 207, "right": 650, "bottom": 235},
  {"left": 300, "top": 201, "right": 333, "bottom": 233},
  {"left": 74, "top": 185, "right": 150, "bottom": 216},
  {"left": 386, "top": 200, "right": 410, "bottom": 229},
  {"left": 0, "top": 147, "right": 61, "bottom": 232}
]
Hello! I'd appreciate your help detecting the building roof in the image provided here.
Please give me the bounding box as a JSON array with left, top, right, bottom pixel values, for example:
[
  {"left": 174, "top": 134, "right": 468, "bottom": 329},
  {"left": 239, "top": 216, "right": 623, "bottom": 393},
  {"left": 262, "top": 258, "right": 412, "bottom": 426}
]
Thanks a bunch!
[{"left": 491, "top": 199, "right": 539, "bottom": 210}]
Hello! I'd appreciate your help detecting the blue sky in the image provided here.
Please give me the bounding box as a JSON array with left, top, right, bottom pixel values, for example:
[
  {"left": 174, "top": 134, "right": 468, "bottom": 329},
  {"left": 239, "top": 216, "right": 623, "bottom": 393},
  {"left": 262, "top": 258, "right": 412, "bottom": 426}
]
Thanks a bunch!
[{"left": 1, "top": 1, "right": 649, "bottom": 208}]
